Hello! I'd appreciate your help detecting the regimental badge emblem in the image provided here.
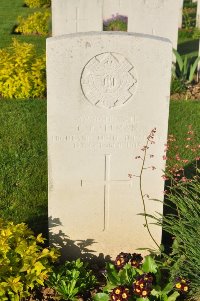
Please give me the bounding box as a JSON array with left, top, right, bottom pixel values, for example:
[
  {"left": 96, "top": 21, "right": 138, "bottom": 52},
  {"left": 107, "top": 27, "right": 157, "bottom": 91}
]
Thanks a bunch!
[{"left": 80, "top": 52, "right": 137, "bottom": 109}]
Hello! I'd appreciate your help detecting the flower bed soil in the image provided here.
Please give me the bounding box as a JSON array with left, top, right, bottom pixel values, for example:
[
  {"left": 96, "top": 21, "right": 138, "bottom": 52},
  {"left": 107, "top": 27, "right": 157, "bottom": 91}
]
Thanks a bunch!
[{"left": 171, "top": 82, "right": 200, "bottom": 101}]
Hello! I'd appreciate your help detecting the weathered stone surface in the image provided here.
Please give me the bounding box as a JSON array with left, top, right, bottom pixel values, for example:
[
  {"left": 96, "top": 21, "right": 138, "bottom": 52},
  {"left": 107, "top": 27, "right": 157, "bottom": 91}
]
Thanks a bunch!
[
  {"left": 51, "top": 0, "right": 103, "bottom": 36},
  {"left": 179, "top": 0, "right": 184, "bottom": 28},
  {"left": 47, "top": 32, "right": 172, "bottom": 259},
  {"left": 128, "top": 0, "right": 180, "bottom": 49},
  {"left": 51, "top": 0, "right": 180, "bottom": 49}
]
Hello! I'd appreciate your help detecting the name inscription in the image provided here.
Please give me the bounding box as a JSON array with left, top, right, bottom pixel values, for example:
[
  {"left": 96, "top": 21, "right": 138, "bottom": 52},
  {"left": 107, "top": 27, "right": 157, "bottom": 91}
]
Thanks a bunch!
[{"left": 51, "top": 117, "right": 138, "bottom": 150}]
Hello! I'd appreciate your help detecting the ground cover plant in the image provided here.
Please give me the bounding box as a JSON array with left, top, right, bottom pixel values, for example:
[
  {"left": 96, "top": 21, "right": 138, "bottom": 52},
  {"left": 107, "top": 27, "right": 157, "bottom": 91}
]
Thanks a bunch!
[{"left": 94, "top": 253, "right": 189, "bottom": 301}]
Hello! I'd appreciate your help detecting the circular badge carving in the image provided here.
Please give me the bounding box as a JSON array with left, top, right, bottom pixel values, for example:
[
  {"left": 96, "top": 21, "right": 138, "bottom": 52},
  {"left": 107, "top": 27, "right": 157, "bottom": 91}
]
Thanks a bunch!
[
  {"left": 81, "top": 52, "right": 137, "bottom": 109},
  {"left": 144, "top": 0, "right": 166, "bottom": 9}
]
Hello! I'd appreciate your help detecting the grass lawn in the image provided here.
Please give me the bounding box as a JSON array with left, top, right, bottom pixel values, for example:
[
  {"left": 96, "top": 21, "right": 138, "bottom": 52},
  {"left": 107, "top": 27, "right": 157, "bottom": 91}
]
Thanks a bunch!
[
  {"left": 0, "top": 100, "right": 48, "bottom": 236},
  {"left": 0, "top": 0, "right": 47, "bottom": 54},
  {"left": 0, "top": 0, "right": 199, "bottom": 238}
]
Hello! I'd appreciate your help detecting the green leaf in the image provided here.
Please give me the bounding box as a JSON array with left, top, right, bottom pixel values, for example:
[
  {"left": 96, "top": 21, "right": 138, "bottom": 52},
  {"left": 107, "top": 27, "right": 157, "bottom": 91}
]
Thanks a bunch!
[
  {"left": 142, "top": 255, "right": 158, "bottom": 273},
  {"left": 106, "top": 263, "right": 120, "bottom": 285},
  {"left": 162, "top": 283, "right": 174, "bottom": 294},
  {"left": 150, "top": 289, "right": 161, "bottom": 297},
  {"left": 189, "top": 56, "right": 200, "bottom": 82},
  {"left": 167, "top": 291, "right": 180, "bottom": 301},
  {"left": 183, "top": 56, "right": 189, "bottom": 78},
  {"left": 102, "top": 283, "right": 116, "bottom": 293},
  {"left": 173, "top": 49, "right": 183, "bottom": 72},
  {"left": 93, "top": 293, "right": 110, "bottom": 301},
  {"left": 136, "top": 298, "right": 149, "bottom": 301}
]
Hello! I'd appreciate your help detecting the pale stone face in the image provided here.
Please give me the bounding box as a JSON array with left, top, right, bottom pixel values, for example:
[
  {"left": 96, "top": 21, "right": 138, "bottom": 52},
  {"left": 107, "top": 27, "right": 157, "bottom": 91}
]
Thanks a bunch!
[
  {"left": 197, "top": 0, "right": 200, "bottom": 28},
  {"left": 143, "top": 0, "right": 166, "bottom": 9},
  {"left": 128, "top": 0, "right": 180, "bottom": 49},
  {"left": 47, "top": 32, "right": 172, "bottom": 259}
]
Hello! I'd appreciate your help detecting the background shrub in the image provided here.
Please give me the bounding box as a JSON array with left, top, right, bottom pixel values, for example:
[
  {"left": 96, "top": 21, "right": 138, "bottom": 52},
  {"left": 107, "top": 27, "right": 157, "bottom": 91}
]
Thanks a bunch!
[
  {"left": 24, "top": 0, "right": 51, "bottom": 8},
  {"left": 15, "top": 11, "right": 50, "bottom": 36},
  {"left": 103, "top": 14, "right": 128, "bottom": 31},
  {"left": 0, "top": 39, "right": 46, "bottom": 99}
]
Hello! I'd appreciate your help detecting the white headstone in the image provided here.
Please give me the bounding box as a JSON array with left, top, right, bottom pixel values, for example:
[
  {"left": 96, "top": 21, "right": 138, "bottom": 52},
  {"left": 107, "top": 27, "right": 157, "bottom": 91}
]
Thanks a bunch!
[
  {"left": 52, "top": 0, "right": 180, "bottom": 49},
  {"left": 128, "top": 0, "right": 180, "bottom": 49},
  {"left": 51, "top": 0, "right": 103, "bottom": 36},
  {"left": 47, "top": 32, "right": 172, "bottom": 259},
  {"left": 196, "top": 0, "right": 200, "bottom": 28},
  {"left": 179, "top": 0, "right": 184, "bottom": 28}
]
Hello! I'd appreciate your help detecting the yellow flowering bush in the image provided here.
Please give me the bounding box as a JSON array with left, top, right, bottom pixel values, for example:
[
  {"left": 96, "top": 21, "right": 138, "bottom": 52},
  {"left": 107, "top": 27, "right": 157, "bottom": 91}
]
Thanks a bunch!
[
  {"left": 0, "top": 218, "right": 59, "bottom": 300},
  {"left": 24, "top": 0, "right": 51, "bottom": 8},
  {"left": 15, "top": 11, "right": 51, "bottom": 36},
  {"left": 0, "top": 39, "right": 46, "bottom": 99}
]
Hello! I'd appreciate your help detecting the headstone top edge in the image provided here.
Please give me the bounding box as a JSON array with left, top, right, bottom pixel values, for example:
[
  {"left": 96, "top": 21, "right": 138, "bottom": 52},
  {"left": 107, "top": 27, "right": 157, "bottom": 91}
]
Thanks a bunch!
[{"left": 47, "top": 31, "right": 172, "bottom": 45}]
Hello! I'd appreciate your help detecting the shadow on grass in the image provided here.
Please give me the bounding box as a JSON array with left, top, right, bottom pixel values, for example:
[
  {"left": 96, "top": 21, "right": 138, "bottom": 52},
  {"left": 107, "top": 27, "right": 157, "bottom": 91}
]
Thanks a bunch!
[
  {"left": 162, "top": 159, "right": 200, "bottom": 254},
  {"left": 49, "top": 216, "right": 111, "bottom": 265},
  {"left": 26, "top": 213, "right": 48, "bottom": 241},
  {"left": 177, "top": 38, "right": 199, "bottom": 56},
  {"left": 11, "top": 24, "right": 21, "bottom": 35}
]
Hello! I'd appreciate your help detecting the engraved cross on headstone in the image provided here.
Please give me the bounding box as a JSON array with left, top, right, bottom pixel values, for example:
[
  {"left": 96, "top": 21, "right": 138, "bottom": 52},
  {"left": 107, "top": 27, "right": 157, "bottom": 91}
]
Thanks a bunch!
[
  {"left": 66, "top": 7, "right": 88, "bottom": 33},
  {"left": 81, "top": 154, "right": 133, "bottom": 231}
]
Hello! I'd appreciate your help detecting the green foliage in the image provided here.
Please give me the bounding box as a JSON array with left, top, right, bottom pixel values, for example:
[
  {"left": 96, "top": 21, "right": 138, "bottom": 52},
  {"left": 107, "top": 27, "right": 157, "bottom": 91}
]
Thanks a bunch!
[
  {"left": 95, "top": 254, "right": 182, "bottom": 301},
  {"left": 172, "top": 49, "right": 200, "bottom": 85},
  {"left": 192, "top": 27, "right": 200, "bottom": 39},
  {"left": 15, "top": 11, "right": 50, "bottom": 36},
  {"left": 24, "top": 0, "right": 51, "bottom": 8},
  {"left": 170, "top": 77, "right": 187, "bottom": 94},
  {"left": 47, "top": 258, "right": 97, "bottom": 300},
  {"left": 103, "top": 15, "right": 127, "bottom": 31},
  {"left": 182, "top": 8, "right": 195, "bottom": 30},
  {"left": 0, "top": 219, "right": 59, "bottom": 300},
  {"left": 162, "top": 177, "right": 200, "bottom": 296},
  {"left": 0, "top": 39, "right": 46, "bottom": 99}
]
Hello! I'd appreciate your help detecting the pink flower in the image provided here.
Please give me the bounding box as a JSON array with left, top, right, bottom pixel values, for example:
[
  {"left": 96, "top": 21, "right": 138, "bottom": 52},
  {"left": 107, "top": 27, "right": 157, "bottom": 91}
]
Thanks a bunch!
[
  {"left": 162, "top": 175, "right": 169, "bottom": 180},
  {"left": 181, "top": 177, "right": 187, "bottom": 182}
]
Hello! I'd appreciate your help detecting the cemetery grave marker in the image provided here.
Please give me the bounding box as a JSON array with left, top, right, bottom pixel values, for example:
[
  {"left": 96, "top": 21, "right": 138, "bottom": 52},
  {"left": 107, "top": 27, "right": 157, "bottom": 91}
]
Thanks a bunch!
[
  {"left": 52, "top": 0, "right": 180, "bottom": 50},
  {"left": 47, "top": 29, "right": 172, "bottom": 258}
]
